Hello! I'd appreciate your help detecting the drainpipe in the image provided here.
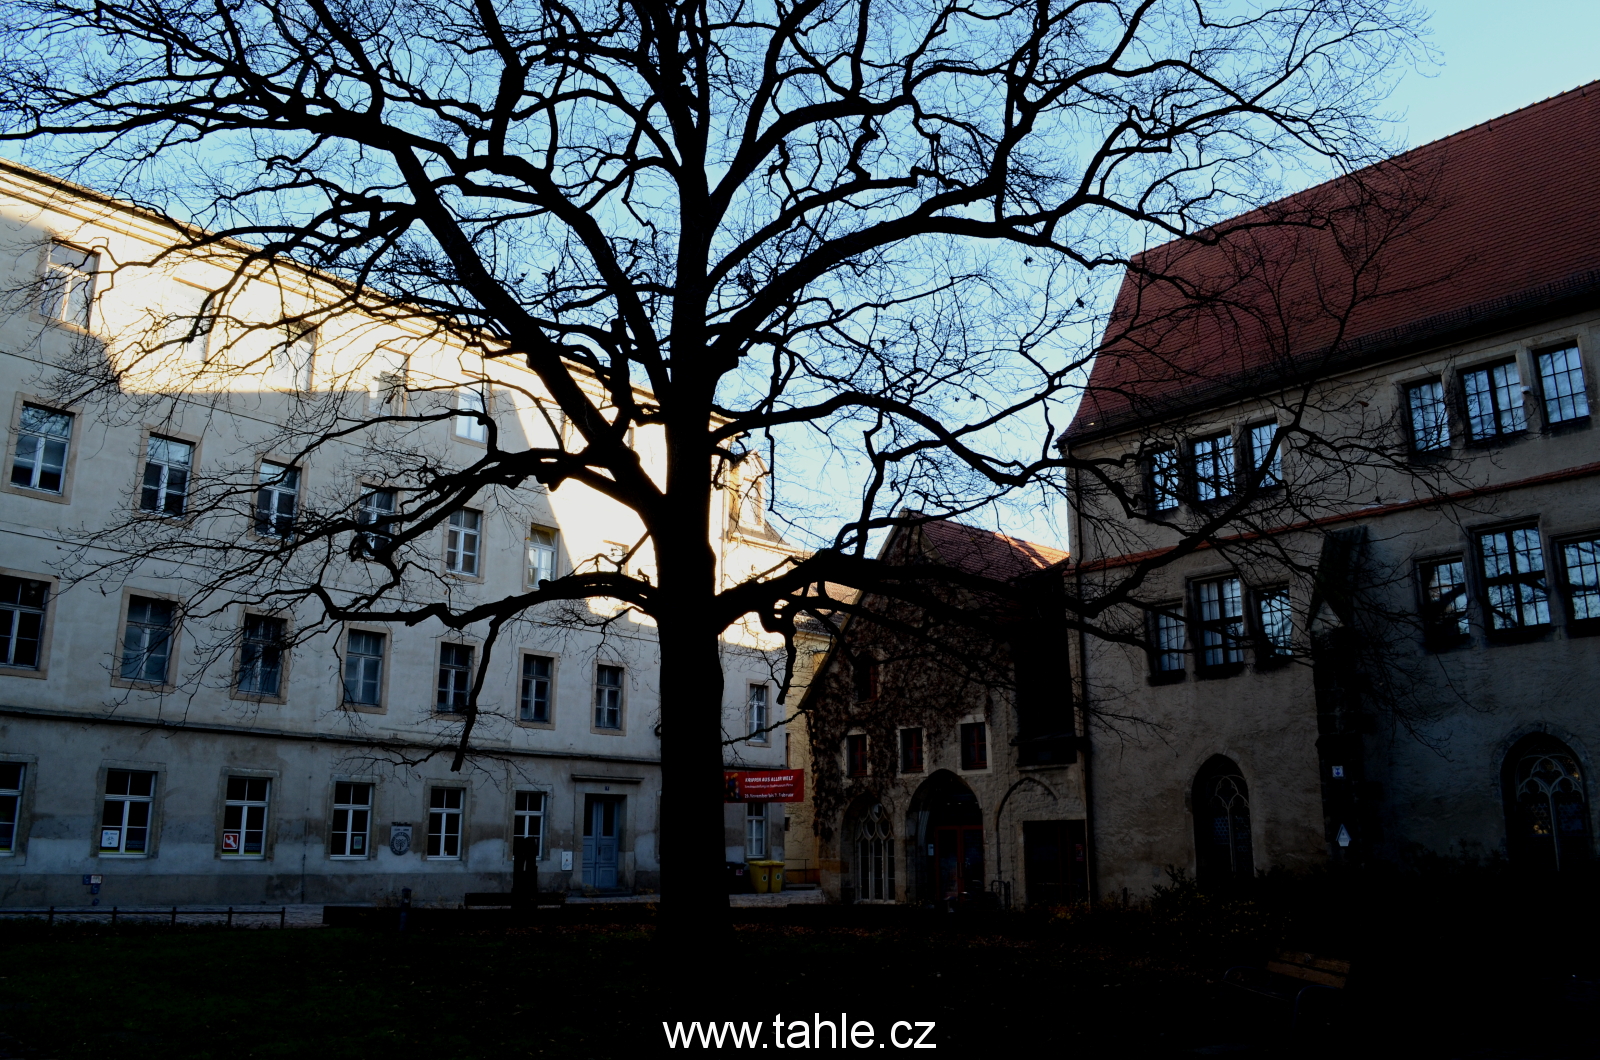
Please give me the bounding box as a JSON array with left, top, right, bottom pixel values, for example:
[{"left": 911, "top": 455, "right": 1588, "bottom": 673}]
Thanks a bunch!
[{"left": 1070, "top": 457, "right": 1101, "bottom": 904}]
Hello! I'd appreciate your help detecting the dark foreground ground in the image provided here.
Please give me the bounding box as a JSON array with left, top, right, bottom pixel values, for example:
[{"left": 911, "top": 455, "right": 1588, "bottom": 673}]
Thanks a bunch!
[{"left": 2, "top": 869, "right": 1598, "bottom": 1059}]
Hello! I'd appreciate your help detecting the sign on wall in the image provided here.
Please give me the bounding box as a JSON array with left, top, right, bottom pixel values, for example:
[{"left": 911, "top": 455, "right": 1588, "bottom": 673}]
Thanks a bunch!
[{"left": 724, "top": 770, "right": 804, "bottom": 802}]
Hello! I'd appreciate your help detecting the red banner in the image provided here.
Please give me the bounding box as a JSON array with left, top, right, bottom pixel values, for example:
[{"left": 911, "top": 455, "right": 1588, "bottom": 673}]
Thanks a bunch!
[{"left": 724, "top": 769, "right": 805, "bottom": 802}]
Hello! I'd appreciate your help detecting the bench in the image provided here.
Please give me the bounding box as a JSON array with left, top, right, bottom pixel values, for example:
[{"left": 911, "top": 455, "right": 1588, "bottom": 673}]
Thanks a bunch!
[{"left": 1224, "top": 951, "right": 1350, "bottom": 1029}]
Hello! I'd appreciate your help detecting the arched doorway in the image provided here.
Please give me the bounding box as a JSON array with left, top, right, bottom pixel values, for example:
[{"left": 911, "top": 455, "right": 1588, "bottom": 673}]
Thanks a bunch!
[
  {"left": 907, "top": 771, "right": 984, "bottom": 905},
  {"left": 1193, "top": 756, "right": 1254, "bottom": 882},
  {"left": 1504, "top": 735, "right": 1592, "bottom": 871}
]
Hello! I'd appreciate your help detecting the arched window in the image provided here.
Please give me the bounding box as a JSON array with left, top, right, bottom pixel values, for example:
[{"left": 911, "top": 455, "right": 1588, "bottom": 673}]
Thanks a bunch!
[
  {"left": 855, "top": 803, "right": 895, "bottom": 901},
  {"left": 1504, "top": 736, "right": 1591, "bottom": 871},
  {"left": 1193, "top": 756, "right": 1254, "bottom": 882}
]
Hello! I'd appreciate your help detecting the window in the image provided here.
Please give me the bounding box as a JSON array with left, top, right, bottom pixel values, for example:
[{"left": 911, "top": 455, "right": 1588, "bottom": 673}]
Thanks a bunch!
[
  {"left": 594, "top": 664, "right": 623, "bottom": 729},
  {"left": 255, "top": 462, "right": 299, "bottom": 538},
  {"left": 1256, "top": 589, "right": 1294, "bottom": 658},
  {"left": 0, "top": 763, "right": 24, "bottom": 853},
  {"left": 854, "top": 803, "right": 894, "bottom": 901},
  {"left": 514, "top": 791, "right": 546, "bottom": 858},
  {"left": 236, "top": 614, "right": 287, "bottom": 696},
  {"left": 437, "top": 643, "right": 474, "bottom": 713},
  {"left": 427, "top": 788, "right": 463, "bottom": 858},
  {"left": 1478, "top": 527, "right": 1550, "bottom": 631},
  {"left": 1193, "top": 756, "right": 1253, "bottom": 882},
  {"left": 1407, "top": 379, "right": 1451, "bottom": 452},
  {"left": 1464, "top": 360, "right": 1526, "bottom": 440},
  {"left": 330, "top": 782, "right": 371, "bottom": 858},
  {"left": 960, "top": 722, "right": 988, "bottom": 770},
  {"left": 1149, "top": 448, "right": 1179, "bottom": 511},
  {"left": 1562, "top": 537, "right": 1600, "bottom": 625},
  {"left": 527, "top": 526, "right": 557, "bottom": 586},
  {"left": 0, "top": 576, "right": 47, "bottom": 669},
  {"left": 1195, "top": 576, "right": 1246, "bottom": 669},
  {"left": 1505, "top": 736, "right": 1590, "bottom": 872},
  {"left": 747, "top": 683, "right": 769, "bottom": 742},
  {"left": 11, "top": 405, "right": 72, "bottom": 493},
  {"left": 353, "top": 488, "right": 396, "bottom": 558},
  {"left": 343, "top": 630, "right": 385, "bottom": 706},
  {"left": 1190, "top": 432, "right": 1233, "bottom": 502},
  {"left": 1246, "top": 422, "right": 1281, "bottom": 488},
  {"left": 1420, "top": 559, "right": 1469, "bottom": 646},
  {"left": 446, "top": 509, "right": 481, "bottom": 575},
  {"left": 367, "top": 348, "right": 408, "bottom": 412},
  {"left": 520, "top": 654, "right": 552, "bottom": 722},
  {"left": 455, "top": 387, "right": 489, "bottom": 442},
  {"left": 1149, "top": 605, "right": 1186, "bottom": 676},
  {"left": 745, "top": 802, "right": 767, "bottom": 859},
  {"left": 846, "top": 734, "right": 868, "bottom": 777},
  {"left": 101, "top": 769, "right": 155, "bottom": 855},
  {"left": 164, "top": 284, "right": 214, "bottom": 359},
  {"left": 41, "top": 243, "right": 97, "bottom": 327},
  {"left": 140, "top": 436, "right": 193, "bottom": 516},
  {"left": 222, "top": 776, "right": 269, "bottom": 856},
  {"left": 1538, "top": 345, "right": 1590, "bottom": 425},
  {"left": 899, "top": 727, "right": 924, "bottom": 774},
  {"left": 120, "top": 596, "right": 175, "bottom": 683},
  {"left": 271, "top": 327, "right": 315, "bottom": 391}
]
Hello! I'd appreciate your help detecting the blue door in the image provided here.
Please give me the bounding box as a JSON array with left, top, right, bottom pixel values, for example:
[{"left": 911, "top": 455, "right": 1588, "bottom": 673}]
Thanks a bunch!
[{"left": 582, "top": 796, "right": 621, "bottom": 889}]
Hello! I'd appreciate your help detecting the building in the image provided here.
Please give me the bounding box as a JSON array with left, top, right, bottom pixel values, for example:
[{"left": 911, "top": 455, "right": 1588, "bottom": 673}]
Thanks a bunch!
[
  {"left": 1061, "top": 82, "right": 1600, "bottom": 895},
  {"left": 0, "top": 160, "right": 793, "bottom": 906},
  {"left": 800, "top": 520, "right": 1081, "bottom": 907}
]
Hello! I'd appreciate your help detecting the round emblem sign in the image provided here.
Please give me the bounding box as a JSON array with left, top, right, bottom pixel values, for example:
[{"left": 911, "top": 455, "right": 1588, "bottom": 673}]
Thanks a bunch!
[{"left": 389, "top": 824, "right": 412, "bottom": 855}]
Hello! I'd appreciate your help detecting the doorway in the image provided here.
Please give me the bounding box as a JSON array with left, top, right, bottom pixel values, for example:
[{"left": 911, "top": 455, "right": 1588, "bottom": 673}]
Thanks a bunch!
[
  {"left": 582, "top": 795, "right": 623, "bottom": 889},
  {"left": 1023, "top": 819, "right": 1088, "bottom": 905},
  {"left": 935, "top": 824, "right": 984, "bottom": 902}
]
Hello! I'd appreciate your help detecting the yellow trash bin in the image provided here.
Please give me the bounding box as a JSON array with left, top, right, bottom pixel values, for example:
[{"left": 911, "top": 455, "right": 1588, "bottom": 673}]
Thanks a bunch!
[
  {"left": 765, "top": 862, "right": 785, "bottom": 892},
  {"left": 747, "top": 861, "right": 774, "bottom": 894}
]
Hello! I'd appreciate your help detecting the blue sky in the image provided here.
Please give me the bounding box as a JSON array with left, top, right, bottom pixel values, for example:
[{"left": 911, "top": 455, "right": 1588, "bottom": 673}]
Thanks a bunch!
[{"left": 1388, "top": 1, "right": 1600, "bottom": 147}]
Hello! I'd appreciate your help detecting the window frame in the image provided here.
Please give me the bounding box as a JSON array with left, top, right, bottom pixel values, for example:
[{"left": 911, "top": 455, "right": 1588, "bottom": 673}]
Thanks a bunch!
[
  {"left": 219, "top": 771, "right": 275, "bottom": 859},
  {"left": 745, "top": 801, "right": 768, "bottom": 859},
  {"left": 592, "top": 662, "right": 625, "bottom": 733},
  {"left": 111, "top": 590, "right": 181, "bottom": 692},
  {"left": 1404, "top": 377, "right": 1453, "bottom": 455},
  {"left": 232, "top": 611, "right": 290, "bottom": 701},
  {"left": 526, "top": 525, "right": 559, "bottom": 587},
  {"left": 898, "top": 727, "right": 925, "bottom": 774},
  {"left": 37, "top": 240, "right": 99, "bottom": 331},
  {"left": 1556, "top": 532, "right": 1600, "bottom": 637},
  {"left": 137, "top": 431, "right": 198, "bottom": 519},
  {"left": 845, "top": 733, "right": 869, "bottom": 777},
  {"left": 444, "top": 507, "right": 483, "bottom": 578},
  {"left": 341, "top": 626, "right": 388, "bottom": 711},
  {"left": 352, "top": 486, "right": 397, "bottom": 560},
  {"left": 746, "top": 682, "right": 770, "bottom": 745},
  {"left": 1192, "top": 575, "right": 1247, "bottom": 676},
  {"left": 0, "top": 569, "right": 56, "bottom": 679},
  {"left": 5, "top": 395, "right": 79, "bottom": 506},
  {"left": 1146, "top": 447, "right": 1181, "bottom": 512},
  {"left": 1252, "top": 587, "right": 1295, "bottom": 667},
  {"left": 426, "top": 786, "right": 466, "bottom": 860},
  {"left": 1417, "top": 556, "right": 1471, "bottom": 650},
  {"left": 1535, "top": 343, "right": 1592, "bottom": 429},
  {"left": 1244, "top": 421, "right": 1283, "bottom": 490},
  {"left": 513, "top": 789, "right": 547, "bottom": 859},
  {"left": 163, "top": 281, "right": 216, "bottom": 361},
  {"left": 518, "top": 652, "right": 555, "bottom": 726},
  {"left": 454, "top": 385, "right": 491, "bottom": 444},
  {"left": 253, "top": 460, "right": 301, "bottom": 539},
  {"left": 269, "top": 325, "right": 317, "bottom": 392},
  {"left": 959, "top": 721, "right": 989, "bottom": 771},
  {"left": 0, "top": 756, "right": 34, "bottom": 858},
  {"left": 1475, "top": 524, "right": 1553, "bottom": 638},
  {"left": 435, "top": 641, "right": 476, "bottom": 714},
  {"left": 329, "top": 780, "right": 374, "bottom": 860},
  {"left": 1146, "top": 603, "right": 1187, "bottom": 684},
  {"left": 1188, "top": 431, "right": 1235, "bottom": 503},
  {"left": 1461, "top": 357, "right": 1528, "bottom": 443},
  {"left": 99, "top": 767, "right": 159, "bottom": 858}
]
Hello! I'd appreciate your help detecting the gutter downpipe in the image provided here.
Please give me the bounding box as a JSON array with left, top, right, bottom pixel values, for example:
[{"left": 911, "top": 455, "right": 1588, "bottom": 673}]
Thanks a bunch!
[{"left": 1069, "top": 454, "right": 1100, "bottom": 904}]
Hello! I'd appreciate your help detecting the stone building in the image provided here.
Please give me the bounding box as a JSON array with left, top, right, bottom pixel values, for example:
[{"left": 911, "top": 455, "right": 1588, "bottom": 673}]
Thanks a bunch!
[
  {"left": 801, "top": 520, "right": 1081, "bottom": 908},
  {"left": 1061, "top": 82, "right": 1600, "bottom": 896},
  {"left": 0, "top": 160, "right": 792, "bottom": 907}
]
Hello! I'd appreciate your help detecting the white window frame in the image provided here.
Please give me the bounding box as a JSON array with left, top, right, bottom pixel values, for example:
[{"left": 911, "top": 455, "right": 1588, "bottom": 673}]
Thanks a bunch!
[
  {"left": 446, "top": 508, "right": 482, "bottom": 575},
  {"left": 745, "top": 802, "right": 768, "bottom": 859},
  {"left": 454, "top": 386, "right": 489, "bottom": 442},
  {"left": 747, "top": 683, "right": 770, "bottom": 743},
  {"left": 0, "top": 762, "right": 22, "bottom": 854},
  {"left": 343, "top": 629, "right": 385, "bottom": 707},
  {"left": 235, "top": 613, "right": 287, "bottom": 697},
  {"left": 330, "top": 781, "right": 372, "bottom": 859},
  {"left": 222, "top": 775, "right": 271, "bottom": 858},
  {"left": 11, "top": 404, "right": 73, "bottom": 494},
  {"left": 354, "top": 488, "right": 396, "bottom": 557},
  {"left": 0, "top": 575, "right": 48, "bottom": 670},
  {"left": 527, "top": 526, "right": 557, "bottom": 586},
  {"left": 119, "top": 595, "right": 176, "bottom": 684},
  {"left": 140, "top": 435, "right": 194, "bottom": 517},
  {"left": 255, "top": 462, "right": 300, "bottom": 538},
  {"left": 594, "top": 663, "right": 624, "bottom": 730},
  {"left": 270, "top": 326, "right": 316, "bottom": 391},
  {"left": 514, "top": 790, "right": 545, "bottom": 858},
  {"left": 100, "top": 769, "right": 156, "bottom": 856},
  {"left": 520, "top": 653, "right": 553, "bottom": 723},
  {"left": 41, "top": 242, "right": 98, "bottom": 328},
  {"left": 427, "top": 787, "right": 464, "bottom": 859},
  {"left": 437, "top": 642, "right": 474, "bottom": 713}
]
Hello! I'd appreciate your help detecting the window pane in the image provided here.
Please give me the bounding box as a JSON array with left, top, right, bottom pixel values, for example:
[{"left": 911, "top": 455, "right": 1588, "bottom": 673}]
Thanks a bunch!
[
  {"left": 437, "top": 644, "right": 473, "bottom": 711},
  {"left": 520, "top": 654, "right": 551, "bottom": 722},
  {"left": 1191, "top": 433, "right": 1233, "bottom": 501},
  {"left": 1539, "top": 346, "right": 1591, "bottom": 425},
  {"left": 1257, "top": 591, "right": 1293, "bottom": 654},
  {"left": 1154, "top": 608, "right": 1186, "bottom": 672},
  {"left": 1422, "top": 560, "right": 1469, "bottom": 640},
  {"left": 1249, "top": 423, "right": 1281, "bottom": 486},
  {"left": 255, "top": 463, "right": 300, "bottom": 537},
  {"left": 344, "top": 630, "right": 384, "bottom": 705},
  {"left": 238, "top": 615, "right": 286, "bottom": 695},
  {"left": 455, "top": 388, "right": 488, "bottom": 441},
  {"left": 1564, "top": 539, "right": 1600, "bottom": 621},
  {"left": 0, "top": 575, "right": 48, "bottom": 669},
  {"left": 1150, "top": 448, "right": 1179, "bottom": 510},
  {"left": 1407, "top": 381, "right": 1450, "bottom": 451},
  {"left": 11, "top": 406, "right": 72, "bottom": 492},
  {"left": 120, "top": 597, "right": 175, "bottom": 682},
  {"left": 1479, "top": 528, "right": 1550, "bottom": 629},
  {"left": 1197, "top": 577, "right": 1245, "bottom": 666},
  {"left": 1465, "top": 362, "right": 1526, "bottom": 440}
]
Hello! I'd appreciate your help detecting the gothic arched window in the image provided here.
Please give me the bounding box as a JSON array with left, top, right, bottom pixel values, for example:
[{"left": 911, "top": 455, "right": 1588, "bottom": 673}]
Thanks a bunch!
[
  {"left": 1505, "top": 736, "right": 1591, "bottom": 871},
  {"left": 1193, "top": 756, "right": 1254, "bottom": 882},
  {"left": 855, "top": 803, "right": 896, "bottom": 901}
]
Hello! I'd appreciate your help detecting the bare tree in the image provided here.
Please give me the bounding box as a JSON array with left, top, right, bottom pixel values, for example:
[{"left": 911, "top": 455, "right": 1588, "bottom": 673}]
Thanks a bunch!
[{"left": 0, "top": 0, "right": 1428, "bottom": 931}]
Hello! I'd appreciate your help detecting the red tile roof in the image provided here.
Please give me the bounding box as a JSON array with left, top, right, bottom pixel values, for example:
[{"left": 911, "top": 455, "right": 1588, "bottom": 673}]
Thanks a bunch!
[
  {"left": 1065, "top": 81, "right": 1600, "bottom": 442},
  {"left": 918, "top": 519, "right": 1068, "bottom": 582}
]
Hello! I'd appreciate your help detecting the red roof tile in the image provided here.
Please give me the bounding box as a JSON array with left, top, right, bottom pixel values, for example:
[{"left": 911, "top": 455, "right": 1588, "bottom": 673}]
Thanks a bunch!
[
  {"left": 1066, "top": 81, "right": 1600, "bottom": 441},
  {"left": 918, "top": 520, "right": 1068, "bottom": 582}
]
